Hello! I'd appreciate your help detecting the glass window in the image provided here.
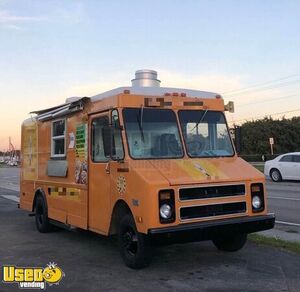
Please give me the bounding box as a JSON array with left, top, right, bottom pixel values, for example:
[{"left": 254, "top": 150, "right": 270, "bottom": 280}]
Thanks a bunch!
[
  {"left": 111, "top": 110, "right": 125, "bottom": 160},
  {"left": 279, "top": 155, "right": 293, "bottom": 162},
  {"left": 51, "top": 119, "right": 66, "bottom": 157},
  {"left": 292, "top": 155, "right": 300, "bottom": 163},
  {"left": 123, "top": 108, "right": 183, "bottom": 159},
  {"left": 179, "top": 110, "right": 234, "bottom": 157},
  {"left": 91, "top": 116, "right": 109, "bottom": 162}
]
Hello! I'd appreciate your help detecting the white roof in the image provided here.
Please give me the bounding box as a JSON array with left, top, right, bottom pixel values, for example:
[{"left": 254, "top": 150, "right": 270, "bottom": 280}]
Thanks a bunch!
[{"left": 91, "top": 86, "right": 220, "bottom": 102}]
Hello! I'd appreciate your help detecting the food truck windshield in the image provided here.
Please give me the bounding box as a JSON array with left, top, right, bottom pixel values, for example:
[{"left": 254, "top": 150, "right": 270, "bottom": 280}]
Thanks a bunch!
[{"left": 123, "top": 108, "right": 234, "bottom": 159}]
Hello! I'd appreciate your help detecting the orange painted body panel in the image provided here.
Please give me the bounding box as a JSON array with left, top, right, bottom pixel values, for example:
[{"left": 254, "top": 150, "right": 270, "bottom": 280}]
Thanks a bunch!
[{"left": 20, "top": 92, "right": 268, "bottom": 236}]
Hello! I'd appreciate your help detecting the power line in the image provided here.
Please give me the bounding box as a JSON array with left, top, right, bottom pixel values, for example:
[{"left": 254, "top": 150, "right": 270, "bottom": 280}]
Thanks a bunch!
[
  {"left": 230, "top": 108, "right": 300, "bottom": 124},
  {"left": 222, "top": 73, "right": 300, "bottom": 95},
  {"left": 237, "top": 93, "right": 300, "bottom": 107},
  {"left": 225, "top": 79, "right": 300, "bottom": 98}
]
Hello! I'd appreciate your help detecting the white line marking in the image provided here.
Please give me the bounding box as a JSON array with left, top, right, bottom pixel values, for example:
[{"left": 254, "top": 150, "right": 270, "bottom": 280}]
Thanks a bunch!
[
  {"left": 269, "top": 196, "right": 300, "bottom": 201},
  {"left": 276, "top": 220, "right": 300, "bottom": 227},
  {"left": 1, "top": 195, "right": 20, "bottom": 203}
]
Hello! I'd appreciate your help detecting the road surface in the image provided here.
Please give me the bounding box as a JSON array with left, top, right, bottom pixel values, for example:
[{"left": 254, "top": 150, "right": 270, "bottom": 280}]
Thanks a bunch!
[
  {"left": 0, "top": 195, "right": 300, "bottom": 292},
  {"left": 266, "top": 180, "right": 300, "bottom": 234}
]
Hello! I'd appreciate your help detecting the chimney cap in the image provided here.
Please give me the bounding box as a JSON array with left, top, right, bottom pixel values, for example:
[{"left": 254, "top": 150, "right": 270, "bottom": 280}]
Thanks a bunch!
[{"left": 131, "top": 69, "right": 161, "bottom": 87}]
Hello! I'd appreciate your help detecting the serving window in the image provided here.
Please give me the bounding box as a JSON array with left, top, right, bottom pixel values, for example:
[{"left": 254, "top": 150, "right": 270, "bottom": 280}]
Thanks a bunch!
[{"left": 51, "top": 119, "right": 66, "bottom": 157}]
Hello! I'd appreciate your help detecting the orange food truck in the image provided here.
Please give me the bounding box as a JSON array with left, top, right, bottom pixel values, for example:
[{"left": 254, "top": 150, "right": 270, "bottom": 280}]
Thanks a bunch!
[{"left": 20, "top": 70, "right": 275, "bottom": 268}]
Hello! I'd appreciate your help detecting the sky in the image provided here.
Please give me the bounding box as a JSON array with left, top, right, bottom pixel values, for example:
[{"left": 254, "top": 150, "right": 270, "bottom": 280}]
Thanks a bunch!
[{"left": 1, "top": 0, "right": 300, "bottom": 150}]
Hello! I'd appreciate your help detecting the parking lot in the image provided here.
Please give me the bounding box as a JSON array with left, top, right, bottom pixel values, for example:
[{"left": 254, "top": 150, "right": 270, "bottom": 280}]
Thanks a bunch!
[{"left": 0, "top": 167, "right": 300, "bottom": 291}]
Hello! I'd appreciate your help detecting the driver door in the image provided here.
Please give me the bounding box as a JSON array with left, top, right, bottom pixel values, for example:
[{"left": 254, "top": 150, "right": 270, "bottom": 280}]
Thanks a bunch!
[{"left": 88, "top": 113, "right": 111, "bottom": 234}]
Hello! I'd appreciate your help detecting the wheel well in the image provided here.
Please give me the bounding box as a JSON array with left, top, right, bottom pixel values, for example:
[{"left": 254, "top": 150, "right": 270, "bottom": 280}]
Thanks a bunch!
[
  {"left": 32, "top": 188, "right": 47, "bottom": 212},
  {"left": 109, "top": 200, "right": 132, "bottom": 235}
]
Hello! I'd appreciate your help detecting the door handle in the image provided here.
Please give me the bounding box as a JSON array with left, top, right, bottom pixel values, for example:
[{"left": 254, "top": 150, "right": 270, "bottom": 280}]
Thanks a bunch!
[{"left": 105, "top": 162, "right": 110, "bottom": 174}]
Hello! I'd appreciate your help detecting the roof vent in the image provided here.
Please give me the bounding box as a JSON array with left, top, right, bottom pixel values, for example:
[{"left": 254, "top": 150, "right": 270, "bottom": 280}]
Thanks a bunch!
[{"left": 131, "top": 69, "right": 161, "bottom": 87}]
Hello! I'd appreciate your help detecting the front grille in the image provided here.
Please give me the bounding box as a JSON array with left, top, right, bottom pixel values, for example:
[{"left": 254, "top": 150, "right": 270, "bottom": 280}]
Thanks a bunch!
[
  {"left": 179, "top": 184, "right": 245, "bottom": 201},
  {"left": 180, "top": 202, "right": 246, "bottom": 220}
]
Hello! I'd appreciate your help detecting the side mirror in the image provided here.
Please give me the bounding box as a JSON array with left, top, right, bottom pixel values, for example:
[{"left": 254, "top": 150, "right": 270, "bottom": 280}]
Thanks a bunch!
[
  {"left": 225, "top": 101, "right": 234, "bottom": 113},
  {"left": 102, "top": 126, "right": 112, "bottom": 158}
]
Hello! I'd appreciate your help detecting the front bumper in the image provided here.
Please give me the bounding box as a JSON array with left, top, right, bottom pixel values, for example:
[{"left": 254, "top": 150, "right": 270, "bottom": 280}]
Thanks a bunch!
[{"left": 148, "top": 214, "right": 275, "bottom": 244}]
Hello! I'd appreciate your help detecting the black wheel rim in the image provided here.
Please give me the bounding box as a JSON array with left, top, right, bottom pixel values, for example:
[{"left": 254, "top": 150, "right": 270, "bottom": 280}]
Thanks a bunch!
[{"left": 123, "top": 227, "right": 138, "bottom": 256}]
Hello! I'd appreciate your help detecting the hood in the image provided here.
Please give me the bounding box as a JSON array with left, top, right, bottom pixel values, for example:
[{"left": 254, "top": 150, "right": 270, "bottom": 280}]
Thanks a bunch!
[{"left": 148, "top": 157, "right": 263, "bottom": 186}]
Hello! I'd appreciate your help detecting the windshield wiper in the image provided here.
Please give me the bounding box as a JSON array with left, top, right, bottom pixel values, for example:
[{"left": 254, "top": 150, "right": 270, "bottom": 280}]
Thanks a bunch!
[
  {"left": 190, "top": 108, "right": 208, "bottom": 132},
  {"left": 137, "top": 106, "right": 145, "bottom": 142}
]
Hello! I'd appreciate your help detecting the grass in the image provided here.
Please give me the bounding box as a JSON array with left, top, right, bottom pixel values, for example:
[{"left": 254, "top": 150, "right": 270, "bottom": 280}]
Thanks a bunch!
[
  {"left": 252, "top": 164, "right": 264, "bottom": 173},
  {"left": 249, "top": 233, "right": 300, "bottom": 255}
]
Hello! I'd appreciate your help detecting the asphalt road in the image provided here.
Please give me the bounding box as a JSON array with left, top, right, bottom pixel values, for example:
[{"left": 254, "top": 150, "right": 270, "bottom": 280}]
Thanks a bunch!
[
  {"left": 0, "top": 195, "right": 300, "bottom": 292},
  {"left": 0, "top": 166, "right": 19, "bottom": 192},
  {"left": 266, "top": 180, "right": 300, "bottom": 234}
]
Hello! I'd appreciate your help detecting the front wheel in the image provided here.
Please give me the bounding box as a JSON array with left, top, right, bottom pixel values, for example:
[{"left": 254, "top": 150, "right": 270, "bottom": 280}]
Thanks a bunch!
[
  {"left": 118, "top": 214, "right": 152, "bottom": 269},
  {"left": 35, "top": 196, "right": 52, "bottom": 233},
  {"left": 270, "top": 168, "right": 282, "bottom": 182},
  {"left": 212, "top": 233, "right": 247, "bottom": 252}
]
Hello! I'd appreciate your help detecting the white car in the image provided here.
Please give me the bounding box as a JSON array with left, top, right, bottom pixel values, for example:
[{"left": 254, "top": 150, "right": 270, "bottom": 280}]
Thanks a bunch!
[{"left": 264, "top": 152, "right": 300, "bottom": 182}]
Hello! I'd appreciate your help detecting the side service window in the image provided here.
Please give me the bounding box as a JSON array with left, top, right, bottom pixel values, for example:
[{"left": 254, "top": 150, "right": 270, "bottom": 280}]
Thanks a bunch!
[
  {"left": 51, "top": 119, "right": 66, "bottom": 157},
  {"left": 91, "top": 116, "right": 109, "bottom": 162}
]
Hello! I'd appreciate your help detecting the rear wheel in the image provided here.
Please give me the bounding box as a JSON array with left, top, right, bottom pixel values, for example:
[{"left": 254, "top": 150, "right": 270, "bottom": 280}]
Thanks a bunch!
[
  {"left": 213, "top": 233, "right": 247, "bottom": 252},
  {"left": 270, "top": 168, "right": 282, "bottom": 182},
  {"left": 35, "top": 196, "right": 52, "bottom": 233},
  {"left": 118, "top": 214, "right": 152, "bottom": 269}
]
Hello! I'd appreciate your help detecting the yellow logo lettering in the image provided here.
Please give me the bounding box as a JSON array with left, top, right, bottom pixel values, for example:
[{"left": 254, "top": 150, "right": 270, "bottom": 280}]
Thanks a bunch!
[
  {"left": 15, "top": 268, "right": 24, "bottom": 282},
  {"left": 3, "top": 266, "right": 14, "bottom": 282},
  {"left": 34, "top": 269, "right": 43, "bottom": 282},
  {"left": 24, "top": 269, "right": 33, "bottom": 282}
]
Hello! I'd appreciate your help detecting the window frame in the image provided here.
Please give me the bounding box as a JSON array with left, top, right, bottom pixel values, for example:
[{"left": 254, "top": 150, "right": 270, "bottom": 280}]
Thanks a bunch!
[{"left": 51, "top": 118, "right": 67, "bottom": 158}]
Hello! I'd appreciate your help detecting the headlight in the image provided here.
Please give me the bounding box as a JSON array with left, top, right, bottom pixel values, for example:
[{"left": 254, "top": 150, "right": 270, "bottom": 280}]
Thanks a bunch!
[
  {"left": 159, "top": 190, "right": 175, "bottom": 223},
  {"left": 252, "top": 195, "right": 262, "bottom": 209},
  {"left": 250, "top": 183, "right": 265, "bottom": 213},
  {"left": 160, "top": 204, "right": 172, "bottom": 219}
]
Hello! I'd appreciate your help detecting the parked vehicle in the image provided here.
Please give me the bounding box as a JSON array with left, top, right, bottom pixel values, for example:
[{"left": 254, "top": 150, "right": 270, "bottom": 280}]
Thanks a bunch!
[
  {"left": 264, "top": 152, "right": 300, "bottom": 182},
  {"left": 20, "top": 69, "right": 275, "bottom": 268}
]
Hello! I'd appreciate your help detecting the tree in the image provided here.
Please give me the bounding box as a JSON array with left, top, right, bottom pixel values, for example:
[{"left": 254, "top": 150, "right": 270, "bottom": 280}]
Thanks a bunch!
[{"left": 239, "top": 116, "right": 300, "bottom": 155}]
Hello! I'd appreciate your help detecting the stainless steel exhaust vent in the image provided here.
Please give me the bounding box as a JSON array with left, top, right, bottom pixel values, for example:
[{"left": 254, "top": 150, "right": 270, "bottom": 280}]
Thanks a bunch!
[{"left": 131, "top": 69, "right": 161, "bottom": 87}]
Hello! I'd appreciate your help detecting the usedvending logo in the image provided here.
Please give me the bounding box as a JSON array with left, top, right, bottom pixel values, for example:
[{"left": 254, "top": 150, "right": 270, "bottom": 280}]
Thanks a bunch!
[{"left": 2, "top": 262, "right": 65, "bottom": 290}]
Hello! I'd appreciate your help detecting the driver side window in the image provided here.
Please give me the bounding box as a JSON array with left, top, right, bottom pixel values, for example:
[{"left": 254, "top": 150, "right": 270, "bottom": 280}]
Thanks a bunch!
[
  {"left": 111, "top": 109, "right": 125, "bottom": 160},
  {"left": 91, "top": 116, "right": 109, "bottom": 162}
]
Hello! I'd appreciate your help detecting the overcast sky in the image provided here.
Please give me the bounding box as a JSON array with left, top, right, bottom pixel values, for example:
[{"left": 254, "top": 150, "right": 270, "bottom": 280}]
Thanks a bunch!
[{"left": 1, "top": 0, "right": 300, "bottom": 150}]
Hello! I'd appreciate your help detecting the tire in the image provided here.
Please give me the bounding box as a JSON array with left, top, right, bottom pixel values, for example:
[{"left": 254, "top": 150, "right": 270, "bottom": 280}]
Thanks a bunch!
[
  {"left": 118, "top": 214, "right": 152, "bottom": 269},
  {"left": 35, "top": 196, "right": 52, "bottom": 233},
  {"left": 270, "top": 168, "right": 282, "bottom": 182},
  {"left": 212, "top": 233, "right": 247, "bottom": 252}
]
